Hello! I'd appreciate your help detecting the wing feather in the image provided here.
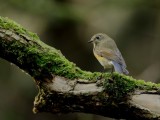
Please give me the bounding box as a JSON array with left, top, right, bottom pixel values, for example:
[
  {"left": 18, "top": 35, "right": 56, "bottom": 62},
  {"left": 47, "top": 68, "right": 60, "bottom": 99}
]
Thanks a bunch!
[{"left": 95, "top": 48, "right": 128, "bottom": 74}]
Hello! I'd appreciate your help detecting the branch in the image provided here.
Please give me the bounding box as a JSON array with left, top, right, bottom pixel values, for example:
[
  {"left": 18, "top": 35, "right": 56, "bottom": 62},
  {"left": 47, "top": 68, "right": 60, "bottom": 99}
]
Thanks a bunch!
[{"left": 0, "top": 17, "right": 160, "bottom": 120}]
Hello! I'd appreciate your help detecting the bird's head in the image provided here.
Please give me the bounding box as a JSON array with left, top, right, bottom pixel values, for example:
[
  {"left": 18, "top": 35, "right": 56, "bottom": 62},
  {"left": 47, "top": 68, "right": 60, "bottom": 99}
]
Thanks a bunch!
[{"left": 88, "top": 33, "right": 106, "bottom": 45}]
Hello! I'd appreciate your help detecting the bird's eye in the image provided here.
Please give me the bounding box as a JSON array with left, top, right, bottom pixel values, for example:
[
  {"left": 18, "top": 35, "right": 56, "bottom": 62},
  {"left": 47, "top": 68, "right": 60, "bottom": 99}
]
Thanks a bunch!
[{"left": 96, "top": 36, "right": 100, "bottom": 40}]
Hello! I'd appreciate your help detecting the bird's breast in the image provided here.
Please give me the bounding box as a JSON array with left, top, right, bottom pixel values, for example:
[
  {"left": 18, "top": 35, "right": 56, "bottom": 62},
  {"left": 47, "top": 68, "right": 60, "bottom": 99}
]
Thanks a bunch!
[{"left": 93, "top": 51, "right": 113, "bottom": 69}]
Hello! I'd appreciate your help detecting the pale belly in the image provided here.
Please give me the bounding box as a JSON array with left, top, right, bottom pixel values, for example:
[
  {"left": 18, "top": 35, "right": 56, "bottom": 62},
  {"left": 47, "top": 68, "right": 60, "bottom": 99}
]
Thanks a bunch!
[{"left": 93, "top": 52, "right": 113, "bottom": 69}]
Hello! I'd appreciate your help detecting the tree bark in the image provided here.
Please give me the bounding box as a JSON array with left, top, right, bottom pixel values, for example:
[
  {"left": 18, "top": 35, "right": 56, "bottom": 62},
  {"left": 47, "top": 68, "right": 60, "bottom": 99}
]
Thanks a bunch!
[{"left": 0, "top": 17, "right": 160, "bottom": 120}]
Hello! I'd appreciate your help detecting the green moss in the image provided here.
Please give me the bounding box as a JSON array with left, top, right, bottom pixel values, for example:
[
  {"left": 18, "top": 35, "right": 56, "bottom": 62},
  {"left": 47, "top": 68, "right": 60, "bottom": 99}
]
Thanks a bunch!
[
  {"left": 0, "top": 16, "right": 39, "bottom": 41},
  {"left": 34, "top": 50, "right": 103, "bottom": 80},
  {"left": 104, "top": 73, "right": 160, "bottom": 100}
]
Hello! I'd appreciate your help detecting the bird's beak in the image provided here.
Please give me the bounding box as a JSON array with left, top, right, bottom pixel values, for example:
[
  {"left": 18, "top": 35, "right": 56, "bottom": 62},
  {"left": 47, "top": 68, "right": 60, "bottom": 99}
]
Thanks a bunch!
[{"left": 88, "top": 39, "right": 93, "bottom": 43}]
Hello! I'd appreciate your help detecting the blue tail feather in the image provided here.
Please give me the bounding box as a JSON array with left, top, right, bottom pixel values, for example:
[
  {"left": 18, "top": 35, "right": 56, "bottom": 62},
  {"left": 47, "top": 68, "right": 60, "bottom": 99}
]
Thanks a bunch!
[{"left": 112, "top": 61, "right": 129, "bottom": 75}]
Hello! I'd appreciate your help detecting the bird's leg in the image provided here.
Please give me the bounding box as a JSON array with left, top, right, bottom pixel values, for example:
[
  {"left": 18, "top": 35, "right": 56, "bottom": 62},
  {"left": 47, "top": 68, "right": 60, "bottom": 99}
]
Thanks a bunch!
[
  {"left": 111, "top": 65, "right": 114, "bottom": 74},
  {"left": 108, "top": 65, "right": 114, "bottom": 82}
]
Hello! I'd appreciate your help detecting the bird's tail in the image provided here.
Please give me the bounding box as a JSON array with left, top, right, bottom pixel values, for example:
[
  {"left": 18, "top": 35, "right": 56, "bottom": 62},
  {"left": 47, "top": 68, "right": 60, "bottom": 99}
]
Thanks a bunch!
[{"left": 112, "top": 61, "right": 129, "bottom": 75}]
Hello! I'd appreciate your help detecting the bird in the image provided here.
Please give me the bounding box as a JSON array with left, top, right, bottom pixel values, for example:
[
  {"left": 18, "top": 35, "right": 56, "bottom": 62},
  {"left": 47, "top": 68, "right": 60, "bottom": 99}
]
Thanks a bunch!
[{"left": 88, "top": 33, "right": 129, "bottom": 75}]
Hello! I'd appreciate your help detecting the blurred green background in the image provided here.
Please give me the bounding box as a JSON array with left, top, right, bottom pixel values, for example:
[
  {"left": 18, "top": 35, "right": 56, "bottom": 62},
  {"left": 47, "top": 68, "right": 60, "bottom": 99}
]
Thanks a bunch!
[{"left": 0, "top": 0, "right": 160, "bottom": 120}]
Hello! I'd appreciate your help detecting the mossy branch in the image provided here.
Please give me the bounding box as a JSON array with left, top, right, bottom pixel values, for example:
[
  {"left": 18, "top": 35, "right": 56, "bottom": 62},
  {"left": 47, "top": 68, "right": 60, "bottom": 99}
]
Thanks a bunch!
[{"left": 0, "top": 17, "right": 160, "bottom": 120}]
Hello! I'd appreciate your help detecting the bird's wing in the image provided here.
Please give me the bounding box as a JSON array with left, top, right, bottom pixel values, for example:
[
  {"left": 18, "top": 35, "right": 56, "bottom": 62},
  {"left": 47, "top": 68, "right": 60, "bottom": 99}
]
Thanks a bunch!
[
  {"left": 115, "top": 48, "right": 127, "bottom": 67},
  {"left": 98, "top": 48, "right": 129, "bottom": 74},
  {"left": 96, "top": 48, "right": 126, "bottom": 68}
]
